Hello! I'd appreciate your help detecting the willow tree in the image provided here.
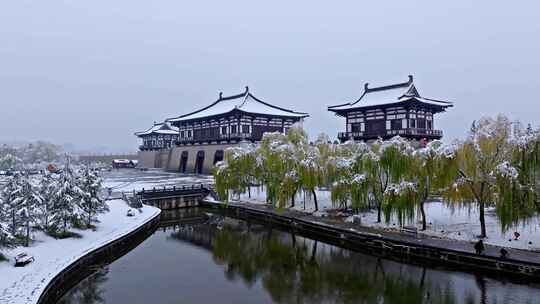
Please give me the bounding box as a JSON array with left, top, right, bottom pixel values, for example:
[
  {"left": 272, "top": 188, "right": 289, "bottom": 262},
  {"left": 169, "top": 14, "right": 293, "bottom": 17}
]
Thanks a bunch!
[
  {"left": 411, "top": 141, "right": 459, "bottom": 230},
  {"left": 298, "top": 145, "right": 324, "bottom": 212},
  {"left": 357, "top": 136, "right": 416, "bottom": 223},
  {"left": 259, "top": 132, "right": 295, "bottom": 207},
  {"left": 328, "top": 141, "right": 370, "bottom": 211},
  {"left": 494, "top": 124, "right": 540, "bottom": 230},
  {"left": 214, "top": 144, "right": 256, "bottom": 202},
  {"left": 443, "top": 115, "right": 516, "bottom": 238}
]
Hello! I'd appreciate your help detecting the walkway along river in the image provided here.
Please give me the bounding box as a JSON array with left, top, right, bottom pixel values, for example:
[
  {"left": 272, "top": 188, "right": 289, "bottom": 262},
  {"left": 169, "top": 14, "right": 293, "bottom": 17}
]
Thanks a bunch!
[{"left": 57, "top": 208, "right": 540, "bottom": 304}]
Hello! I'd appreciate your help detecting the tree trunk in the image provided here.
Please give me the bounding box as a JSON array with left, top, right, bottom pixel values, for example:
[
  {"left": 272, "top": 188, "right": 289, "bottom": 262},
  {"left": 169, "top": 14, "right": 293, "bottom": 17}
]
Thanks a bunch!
[
  {"left": 290, "top": 192, "right": 295, "bottom": 208},
  {"left": 311, "top": 189, "right": 318, "bottom": 212},
  {"left": 421, "top": 177, "right": 429, "bottom": 231},
  {"left": 377, "top": 203, "right": 382, "bottom": 223},
  {"left": 25, "top": 220, "right": 30, "bottom": 247},
  {"left": 420, "top": 201, "right": 427, "bottom": 231},
  {"left": 11, "top": 209, "right": 16, "bottom": 236},
  {"left": 479, "top": 201, "right": 487, "bottom": 238}
]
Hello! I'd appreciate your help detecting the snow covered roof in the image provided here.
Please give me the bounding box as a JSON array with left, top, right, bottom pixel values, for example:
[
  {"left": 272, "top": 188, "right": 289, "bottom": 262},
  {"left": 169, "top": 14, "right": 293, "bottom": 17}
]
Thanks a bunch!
[
  {"left": 135, "top": 122, "right": 179, "bottom": 137},
  {"left": 328, "top": 75, "right": 453, "bottom": 115},
  {"left": 168, "top": 87, "right": 309, "bottom": 123}
]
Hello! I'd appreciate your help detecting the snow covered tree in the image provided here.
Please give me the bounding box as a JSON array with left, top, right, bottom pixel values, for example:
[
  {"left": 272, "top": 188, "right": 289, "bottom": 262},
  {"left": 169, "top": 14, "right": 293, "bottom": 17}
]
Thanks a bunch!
[
  {"left": 214, "top": 144, "right": 257, "bottom": 202},
  {"left": 37, "top": 173, "right": 57, "bottom": 231},
  {"left": 75, "top": 167, "right": 108, "bottom": 228},
  {"left": 0, "top": 194, "right": 16, "bottom": 249},
  {"left": 492, "top": 123, "right": 540, "bottom": 230},
  {"left": 0, "top": 173, "right": 25, "bottom": 240},
  {"left": 16, "top": 174, "right": 42, "bottom": 246},
  {"left": 356, "top": 137, "right": 416, "bottom": 223},
  {"left": 298, "top": 145, "right": 324, "bottom": 212},
  {"left": 442, "top": 115, "right": 517, "bottom": 238},
  {"left": 259, "top": 132, "right": 294, "bottom": 206},
  {"left": 0, "top": 153, "right": 22, "bottom": 171},
  {"left": 411, "top": 141, "right": 459, "bottom": 230},
  {"left": 50, "top": 160, "right": 82, "bottom": 235}
]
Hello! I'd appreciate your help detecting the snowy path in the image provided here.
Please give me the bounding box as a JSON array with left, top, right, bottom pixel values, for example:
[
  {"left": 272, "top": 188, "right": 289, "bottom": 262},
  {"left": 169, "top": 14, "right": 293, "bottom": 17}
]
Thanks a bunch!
[
  {"left": 0, "top": 200, "right": 160, "bottom": 304},
  {"left": 238, "top": 187, "right": 540, "bottom": 251}
]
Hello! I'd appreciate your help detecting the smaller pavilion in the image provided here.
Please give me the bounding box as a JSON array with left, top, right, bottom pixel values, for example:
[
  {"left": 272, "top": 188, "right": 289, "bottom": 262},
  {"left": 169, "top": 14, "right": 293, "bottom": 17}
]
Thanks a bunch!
[
  {"left": 328, "top": 75, "right": 453, "bottom": 142},
  {"left": 135, "top": 122, "right": 179, "bottom": 151}
]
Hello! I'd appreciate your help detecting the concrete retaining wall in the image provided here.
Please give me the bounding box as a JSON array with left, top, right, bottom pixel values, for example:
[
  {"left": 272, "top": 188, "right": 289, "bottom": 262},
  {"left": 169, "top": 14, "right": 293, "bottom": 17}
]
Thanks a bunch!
[
  {"left": 37, "top": 209, "right": 161, "bottom": 304},
  {"left": 201, "top": 200, "right": 540, "bottom": 281},
  {"left": 137, "top": 144, "right": 235, "bottom": 174}
]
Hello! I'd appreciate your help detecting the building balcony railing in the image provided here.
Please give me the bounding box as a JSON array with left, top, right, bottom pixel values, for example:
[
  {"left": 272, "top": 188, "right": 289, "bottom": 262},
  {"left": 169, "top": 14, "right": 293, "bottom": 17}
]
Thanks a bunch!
[
  {"left": 338, "top": 128, "right": 443, "bottom": 141},
  {"left": 175, "top": 133, "right": 254, "bottom": 145},
  {"left": 139, "top": 145, "right": 172, "bottom": 151}
]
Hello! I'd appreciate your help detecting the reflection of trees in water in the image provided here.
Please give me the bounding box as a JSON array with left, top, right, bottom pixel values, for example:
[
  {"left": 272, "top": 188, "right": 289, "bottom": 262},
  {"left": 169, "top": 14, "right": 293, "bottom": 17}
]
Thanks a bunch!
[
  {"left": 185, "top": 220, "right": 459, "bottom": 304},
  {"left": 57, "top": 267, "right": 109, "bottom": 304}
]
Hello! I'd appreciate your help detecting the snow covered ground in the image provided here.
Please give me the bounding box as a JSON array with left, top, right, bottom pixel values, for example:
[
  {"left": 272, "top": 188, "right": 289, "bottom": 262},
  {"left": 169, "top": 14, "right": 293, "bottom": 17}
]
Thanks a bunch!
[
  {"left": 102, "top": 169, "right": 213, "bottom": 193},
  {"left": 0, "top": 200, "right": 160, "bottom": 304},
  {"left": 237, "top": 187, "right": 540, "bottom": 251}
]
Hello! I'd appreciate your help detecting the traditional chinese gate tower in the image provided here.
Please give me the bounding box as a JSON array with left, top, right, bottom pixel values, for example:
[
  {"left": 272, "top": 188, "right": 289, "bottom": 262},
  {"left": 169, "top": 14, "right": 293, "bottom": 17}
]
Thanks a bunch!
[{"left": 328, "top": 75, "right": 452, "bottom": 143}]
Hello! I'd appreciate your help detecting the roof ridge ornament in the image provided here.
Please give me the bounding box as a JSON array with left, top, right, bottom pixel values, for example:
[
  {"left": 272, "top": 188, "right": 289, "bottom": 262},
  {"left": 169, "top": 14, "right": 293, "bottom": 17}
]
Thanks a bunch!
[
  {"left": 408, "top": 74, "right": 413, "bottom": 83},
  {"left": 364, "top": 82, "right": 369, "bottom": 92},
  {"left": 219, "top": 92, "right": 223, "bottom": 100},
  {"left": 239, "top": 86, "right": 250, "bottom": 108}
]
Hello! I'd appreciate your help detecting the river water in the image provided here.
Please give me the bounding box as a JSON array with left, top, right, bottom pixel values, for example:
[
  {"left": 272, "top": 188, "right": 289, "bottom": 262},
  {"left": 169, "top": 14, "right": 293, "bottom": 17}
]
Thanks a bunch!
[{"left": 57, "top": 208, "right": 540, "bottom": 304}]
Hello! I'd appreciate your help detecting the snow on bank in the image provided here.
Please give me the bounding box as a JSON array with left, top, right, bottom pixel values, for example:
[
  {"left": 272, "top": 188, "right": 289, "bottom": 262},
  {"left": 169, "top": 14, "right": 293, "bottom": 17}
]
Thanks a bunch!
[
  {"left": 237, "top": 187, "right": 540, "bottom": 251},
  {"left": 102, "top": 170, "right": 213, "bottom": 193},
  {"left": 0, "top": 200, "right": 160, "bottom": 304}
]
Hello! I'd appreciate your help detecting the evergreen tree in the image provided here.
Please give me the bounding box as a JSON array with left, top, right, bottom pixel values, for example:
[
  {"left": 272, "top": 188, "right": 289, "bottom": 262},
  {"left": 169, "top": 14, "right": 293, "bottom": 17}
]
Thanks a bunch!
[
  {"left": 75, "top": 167, "right": 108, "bottom": 228},
  {"left": 50, "top": 161, "right": 82, "bottom": 235},
  {"left": 0, "top": 195, "right": 16, "bottom": 248},
  {"left": 37, "top": 172, "right": 57, "bottom": 231},
  {"left": 0, "top": 173, "right": 25, "bottom": 239},
  {"left": 17, "top": 174, "right": 42, "bottom": 246}
]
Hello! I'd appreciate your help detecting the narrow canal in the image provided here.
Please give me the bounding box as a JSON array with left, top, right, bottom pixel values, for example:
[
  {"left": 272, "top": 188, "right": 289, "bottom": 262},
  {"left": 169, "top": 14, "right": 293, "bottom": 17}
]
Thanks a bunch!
[{"left": 58, "top": 208, "right": 540, "bottom": 304}]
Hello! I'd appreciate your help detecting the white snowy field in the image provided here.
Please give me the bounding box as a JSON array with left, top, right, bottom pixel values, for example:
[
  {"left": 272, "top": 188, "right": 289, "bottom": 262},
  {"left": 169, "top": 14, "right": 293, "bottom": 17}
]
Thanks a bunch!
[
  {"left": 0, "top": 200, "right": 160, "bottom": 304},
  {"left": 102, "top": 169, "right": 213, "bottom": 193},
  {"left": 236, "top": 187, "right": 540, "bottom": 251}
]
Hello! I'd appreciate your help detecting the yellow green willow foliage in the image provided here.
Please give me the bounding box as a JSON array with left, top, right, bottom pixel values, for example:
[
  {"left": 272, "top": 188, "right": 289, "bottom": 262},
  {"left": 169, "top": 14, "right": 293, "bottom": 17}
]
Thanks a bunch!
[
  {"left": 410, "top": 140, "right": 460, "bottom": 230},
  {"left": 495, "top": 123, "right": 540, "bottom": 231},
  {"left": 214, "top": 116, "right": 540, "bottom": 235},
  {"left": 441, "top": 115, "right": 539, "bottom": 238},
  {"left": 214, "top": 144, "right": 257, "bottom": 201}
]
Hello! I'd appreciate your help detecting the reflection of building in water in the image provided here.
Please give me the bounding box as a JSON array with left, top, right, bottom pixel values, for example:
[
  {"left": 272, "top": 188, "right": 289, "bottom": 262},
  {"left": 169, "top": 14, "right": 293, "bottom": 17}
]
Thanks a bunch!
[{"left": 136, "top": 87, "right": 308, "bottom": 174}]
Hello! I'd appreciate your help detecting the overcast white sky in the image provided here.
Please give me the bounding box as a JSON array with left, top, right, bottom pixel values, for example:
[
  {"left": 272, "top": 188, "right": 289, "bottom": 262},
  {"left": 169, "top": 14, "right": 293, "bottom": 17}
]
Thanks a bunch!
[{"left": 1, "top": 1, "right": 539, "bottom": 153}]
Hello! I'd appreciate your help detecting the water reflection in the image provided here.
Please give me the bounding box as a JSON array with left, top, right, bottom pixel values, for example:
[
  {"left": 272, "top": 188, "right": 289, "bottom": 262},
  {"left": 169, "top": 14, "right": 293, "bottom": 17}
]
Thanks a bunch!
[
  {"left": 57, "top": 268, "right": 108, "bottom": 304},
  {"left": 58, "top": 209, "right": 540, "bottom": 304},
  {"left": 170, "top": 217, "right": 457, "bottom": 304}
]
